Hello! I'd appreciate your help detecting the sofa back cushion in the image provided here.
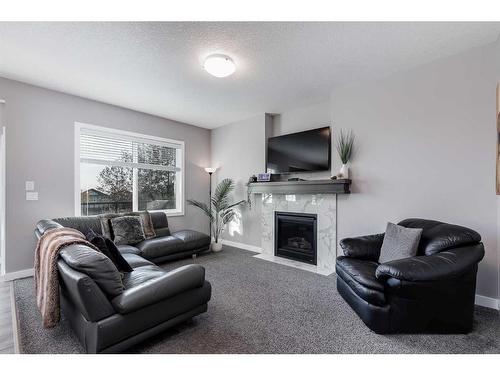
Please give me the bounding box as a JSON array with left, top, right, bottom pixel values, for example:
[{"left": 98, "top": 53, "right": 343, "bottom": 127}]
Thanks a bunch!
[
  {"left": 398, "top": 218, "right": 481, "bottom": 256},
  {"left": 59, "top": 244, "right": 124, "bottom": 297},
  {"left": 54, "top": 216, "right": 102, "bottom": 236},
  {"left": 150, "top": 211, "right": 171, "bottom": 237}
]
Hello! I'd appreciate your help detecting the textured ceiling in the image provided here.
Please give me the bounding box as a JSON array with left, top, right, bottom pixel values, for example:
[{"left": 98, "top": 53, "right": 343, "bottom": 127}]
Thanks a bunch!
[{"left": 0, "top": 22, "right": 499, "bottom": 128}]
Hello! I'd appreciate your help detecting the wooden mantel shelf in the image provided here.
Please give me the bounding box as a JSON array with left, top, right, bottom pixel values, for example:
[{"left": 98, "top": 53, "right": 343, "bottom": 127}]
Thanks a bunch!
[{"left": 248, "top": 179, "right": 351, "bottom": 195}]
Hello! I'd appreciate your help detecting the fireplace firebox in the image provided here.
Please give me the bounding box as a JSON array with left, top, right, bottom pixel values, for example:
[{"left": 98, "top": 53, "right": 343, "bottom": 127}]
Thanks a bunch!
[{"left": 275, "top": 211, "right": 317, "bottom": 265}]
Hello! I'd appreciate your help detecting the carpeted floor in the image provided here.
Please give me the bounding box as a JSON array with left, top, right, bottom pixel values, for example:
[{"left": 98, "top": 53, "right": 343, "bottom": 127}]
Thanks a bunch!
[{"left": 14, "top": 246, "right": 500, "bottom": 354}]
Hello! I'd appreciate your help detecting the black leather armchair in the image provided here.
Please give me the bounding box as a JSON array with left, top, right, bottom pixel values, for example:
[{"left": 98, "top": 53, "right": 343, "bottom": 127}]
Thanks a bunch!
[{"left": 336, "top": 219, "right": 485, "bottom": 334}]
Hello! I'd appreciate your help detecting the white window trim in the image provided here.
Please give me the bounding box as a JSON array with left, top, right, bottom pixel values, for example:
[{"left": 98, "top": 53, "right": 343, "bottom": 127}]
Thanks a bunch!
[{"left": 74, "top": 122, "right": 185, "bottom": 217}]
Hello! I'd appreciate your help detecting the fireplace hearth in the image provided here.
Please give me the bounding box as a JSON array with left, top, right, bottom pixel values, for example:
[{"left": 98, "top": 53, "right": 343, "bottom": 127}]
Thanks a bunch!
[{"left": 275, "top": 211, "right": 317, "bottom": 265}]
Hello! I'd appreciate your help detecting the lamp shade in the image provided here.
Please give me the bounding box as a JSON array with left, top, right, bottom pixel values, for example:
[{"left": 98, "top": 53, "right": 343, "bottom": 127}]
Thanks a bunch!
[{"left": 204, "top": 167, "right": 217, "bottom": 174}]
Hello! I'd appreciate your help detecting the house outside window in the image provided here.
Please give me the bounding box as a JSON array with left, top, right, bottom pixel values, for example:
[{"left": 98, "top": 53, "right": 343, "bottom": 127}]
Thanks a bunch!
[{"left": 75, "top": 123, "right": 184, "bottom": 216}]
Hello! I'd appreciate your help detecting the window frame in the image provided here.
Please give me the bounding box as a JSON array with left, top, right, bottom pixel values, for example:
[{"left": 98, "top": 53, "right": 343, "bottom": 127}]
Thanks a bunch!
[{"left": 74, "top": 122, "right": 185, "bottom": 217}]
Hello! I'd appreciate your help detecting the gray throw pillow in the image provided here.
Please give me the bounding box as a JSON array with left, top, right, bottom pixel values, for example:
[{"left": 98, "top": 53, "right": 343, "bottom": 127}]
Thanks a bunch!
[
  {"left": 379, "top": 222, "right": 422, "bottom": 263},
  {"left": 111, "top": 216, "right": 146, "bottom": 245}
]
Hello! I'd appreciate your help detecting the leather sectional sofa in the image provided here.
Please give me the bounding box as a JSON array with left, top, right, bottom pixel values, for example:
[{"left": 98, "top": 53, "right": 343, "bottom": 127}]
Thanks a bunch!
[
  {"left": 35, "top": 212, "right": 212, "bottom": 353},
  {"left": 336, "top": 218, "right": 485, "bottom": 334}
]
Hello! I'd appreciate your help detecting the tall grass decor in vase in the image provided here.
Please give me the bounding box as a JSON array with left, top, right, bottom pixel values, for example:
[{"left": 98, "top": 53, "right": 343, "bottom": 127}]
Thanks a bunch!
[{"left": 336, "top": 129, "right": 355, "bottom": 179}]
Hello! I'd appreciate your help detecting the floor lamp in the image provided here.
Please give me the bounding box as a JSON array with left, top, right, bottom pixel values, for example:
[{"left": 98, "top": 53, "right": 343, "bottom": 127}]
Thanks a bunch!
[{"left": 204, "top": 167, "right": 217, "bottom": 241}]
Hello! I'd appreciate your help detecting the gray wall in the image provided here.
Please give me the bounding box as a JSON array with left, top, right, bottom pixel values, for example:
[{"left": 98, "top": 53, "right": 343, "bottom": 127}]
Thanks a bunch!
[
  {"left": 210, "top": 42, "right": 500, "bottom": 299},
  {"left": 211, "top": 114, "right": 266, "bottom": 247},
  {"left": 331, "top": 43, "right": 498, "bottom": 299},
  {"left": 0, "top": 77, "right": 211, "bottom": 274}
]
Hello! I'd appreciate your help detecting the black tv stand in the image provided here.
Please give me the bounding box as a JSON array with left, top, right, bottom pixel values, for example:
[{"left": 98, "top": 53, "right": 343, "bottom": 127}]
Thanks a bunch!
[{"left": 287, "top": 177, "right": 306, "bottom": 182}]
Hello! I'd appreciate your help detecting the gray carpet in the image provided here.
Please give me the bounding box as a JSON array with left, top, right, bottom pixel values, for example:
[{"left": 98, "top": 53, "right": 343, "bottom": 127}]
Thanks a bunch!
[{"left": 14, "top": 246, "right": 500, "bottom": 354}]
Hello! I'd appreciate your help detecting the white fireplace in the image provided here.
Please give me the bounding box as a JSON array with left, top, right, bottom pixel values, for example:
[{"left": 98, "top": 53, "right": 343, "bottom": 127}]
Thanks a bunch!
[{"left": 254, "top": 192, "right": 337, "bottom": 275}]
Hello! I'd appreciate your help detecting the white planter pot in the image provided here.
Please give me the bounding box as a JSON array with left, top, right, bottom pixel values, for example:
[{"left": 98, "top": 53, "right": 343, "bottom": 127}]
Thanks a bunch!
[
  {"left": 211, "top": 242, "right": 223, "bottom": 252},
  {"left": 339, "top": 164, "right": 349, "bottom": 179}
]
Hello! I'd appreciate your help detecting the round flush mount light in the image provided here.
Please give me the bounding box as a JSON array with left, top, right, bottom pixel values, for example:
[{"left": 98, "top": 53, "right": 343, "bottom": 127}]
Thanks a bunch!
[{"left": 203, "top": 54, "right": 236, "bottom": 78}]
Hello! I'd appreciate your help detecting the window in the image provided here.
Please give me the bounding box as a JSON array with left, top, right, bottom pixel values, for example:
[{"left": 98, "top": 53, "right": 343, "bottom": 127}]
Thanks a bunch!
[{"left": 75, "top": 123, "right": 184, "bottom": 216}]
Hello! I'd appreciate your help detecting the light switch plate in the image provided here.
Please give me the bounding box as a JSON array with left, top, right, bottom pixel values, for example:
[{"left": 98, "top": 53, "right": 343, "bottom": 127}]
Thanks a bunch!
[
  {"left": 26, "top": 191, "right": 38, "bottom": 201},
  {"left": 25, "top": 181, "right": 35, "bottom": 191}
]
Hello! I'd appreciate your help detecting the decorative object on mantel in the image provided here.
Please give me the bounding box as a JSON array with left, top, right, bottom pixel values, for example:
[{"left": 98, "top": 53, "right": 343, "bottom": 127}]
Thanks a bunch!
[
  {"left": 188, "top": 178, "right": 245, "bottom": 252},
  {"left": 257, "top": 173, "right": 271, "bottom": 182},
  {"left": 335, "top": 129, "right": 355, "bottom": 179}
]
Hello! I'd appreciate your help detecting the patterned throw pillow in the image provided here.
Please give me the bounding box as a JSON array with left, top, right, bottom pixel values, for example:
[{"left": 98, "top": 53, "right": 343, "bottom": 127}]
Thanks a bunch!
[
  {"left": 98, "top": 213, "right": 122, "bottom": 239},
  {"left": 138, "top": 211, "right": 156, "bottom": 239},
  {"left": 110, "top": 216, "right": 146, "bottom": 246},
  {"left": 379, "top": 222, "right": 423, "bottom": 263}
]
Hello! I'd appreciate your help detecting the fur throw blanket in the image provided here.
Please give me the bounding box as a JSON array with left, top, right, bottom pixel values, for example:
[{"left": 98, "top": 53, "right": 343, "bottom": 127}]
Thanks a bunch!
[{"left": 34, "top": 227, "right": 97, "bottom": 328}]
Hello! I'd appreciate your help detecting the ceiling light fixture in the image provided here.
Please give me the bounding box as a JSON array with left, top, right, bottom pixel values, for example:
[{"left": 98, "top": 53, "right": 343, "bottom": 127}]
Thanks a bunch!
[{"left": 203, "top": 54, "right": 236, "bottom": 78}]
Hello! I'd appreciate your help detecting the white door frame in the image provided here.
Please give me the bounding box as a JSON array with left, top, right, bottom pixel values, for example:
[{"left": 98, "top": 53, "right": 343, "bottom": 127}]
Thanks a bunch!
[{"left": 0, "top": 103, "right": 6, "bottom": 276}]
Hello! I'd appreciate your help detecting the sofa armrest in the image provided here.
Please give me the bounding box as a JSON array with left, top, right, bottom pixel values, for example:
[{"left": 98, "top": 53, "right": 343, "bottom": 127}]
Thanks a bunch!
[
  {"left": 35, "top": 219, "right": 63, "bottom": 238},
  {"left": 339, "top": 233, "right": 384, "bottom": 261},
  {"left": 111, "top": 264, "right": 205, "bottom": 314},
  {"left": 375, "top": 244, "right": 485, "bottom": 282}
]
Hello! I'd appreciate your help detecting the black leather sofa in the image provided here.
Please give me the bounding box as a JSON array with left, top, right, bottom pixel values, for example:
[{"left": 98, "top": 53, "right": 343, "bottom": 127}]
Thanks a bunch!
[
  {"left": 36, "top": 211, "right": 211, "bottom": 262},
  {"left": 336, "top": 218, "right": 485, "bottom": 334},
  {"left": 35, "top": 212, "right": 212, "bottom": 353}
]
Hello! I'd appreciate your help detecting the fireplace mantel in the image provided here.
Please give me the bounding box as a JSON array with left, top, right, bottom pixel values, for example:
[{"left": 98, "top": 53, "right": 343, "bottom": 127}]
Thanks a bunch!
[{"left": 248, "top": 179, "right": 351, "bottom": 195}]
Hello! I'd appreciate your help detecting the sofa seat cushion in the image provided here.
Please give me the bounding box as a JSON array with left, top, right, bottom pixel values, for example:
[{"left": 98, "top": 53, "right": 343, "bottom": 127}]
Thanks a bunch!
[
  {"left": 117, "top": 244, "right": 141, "bottom": 255},
  {"left": 171, "top": 230, "right": 210, "bottom": 251},
  {"left": 136, "top": 236, "right": 185, "bottom": 260},
  {"left": 122, "top": 265, "right": 165, "bottom": 289},
  {"left": 336, "top": 256, "right": 386, "bottom": 306},
  {"left": 122, "top": 253, "right": 154, "bottom": 269}
]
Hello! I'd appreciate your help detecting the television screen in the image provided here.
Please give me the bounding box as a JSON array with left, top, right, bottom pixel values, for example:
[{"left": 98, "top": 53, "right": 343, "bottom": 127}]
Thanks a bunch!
[{"left": 267, "top": 126, "right": 331, "bottom": 174}]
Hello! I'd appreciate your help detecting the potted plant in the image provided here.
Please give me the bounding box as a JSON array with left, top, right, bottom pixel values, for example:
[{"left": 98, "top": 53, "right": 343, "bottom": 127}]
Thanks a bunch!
[
  {"left": 187, "top": 178, "right": 245, "bottom": 252},
  {"left": 336, "top": 129, "right": 355, "bottom": 179}
]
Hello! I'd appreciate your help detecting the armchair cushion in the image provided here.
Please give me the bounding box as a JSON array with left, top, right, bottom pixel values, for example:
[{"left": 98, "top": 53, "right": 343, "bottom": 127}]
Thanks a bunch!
[
  {"left": 336, "top": 256, "right": 386, "bottom": 306},
  {"left": 339, "top": 233, "right": 384, "bottom": 262},
  {"left": 398, "top": 218, "right": 481, "bottom": 256},
  {"left": 111, "top": 264, "right": 206, "bottom": 314},
  {"left": 375, "top": 244, "right": 485, "bottom": 282}
]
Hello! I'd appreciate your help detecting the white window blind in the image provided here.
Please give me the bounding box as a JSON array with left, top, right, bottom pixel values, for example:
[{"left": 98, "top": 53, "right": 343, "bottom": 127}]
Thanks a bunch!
[
  {"left": 77, "top": 123, "right": 185, "bottom": 216},
  {"left": 80, "top": 128, "right": 182, "bottom": 172}
]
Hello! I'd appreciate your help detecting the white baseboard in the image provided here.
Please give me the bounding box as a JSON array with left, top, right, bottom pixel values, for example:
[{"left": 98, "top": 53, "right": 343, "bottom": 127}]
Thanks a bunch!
[
  {"left": 1, "top": 268, "right": 34, "bottom": 282},
  {"left": 220, "top": 239, "right": 262, "bottom": 253},
  {"left": 475, "top": 294, "right": 499, "bottom": 310}
]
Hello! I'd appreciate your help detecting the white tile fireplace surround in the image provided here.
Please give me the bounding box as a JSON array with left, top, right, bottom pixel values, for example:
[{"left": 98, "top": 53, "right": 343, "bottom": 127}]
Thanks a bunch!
[{"left": 254, "top": 193, "right": 337, "bottom": 275}]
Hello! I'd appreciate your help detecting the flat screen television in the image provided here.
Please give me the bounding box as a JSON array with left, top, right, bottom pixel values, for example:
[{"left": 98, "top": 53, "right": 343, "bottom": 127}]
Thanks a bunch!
[{"left": 266, "top": 126, "right": 331, "bottom": 174}]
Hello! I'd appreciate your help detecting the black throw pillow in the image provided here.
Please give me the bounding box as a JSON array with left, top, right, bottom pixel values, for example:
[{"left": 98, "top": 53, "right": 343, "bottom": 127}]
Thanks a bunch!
[
  {"left": 84, "top": 229, "right": 113, "bottom": 258},
  {"left": 104, "top": 238, "right": 133, "bottom": 273},
  {"left": 84, "top": 228, "right": 133, "bottom": 273}
]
